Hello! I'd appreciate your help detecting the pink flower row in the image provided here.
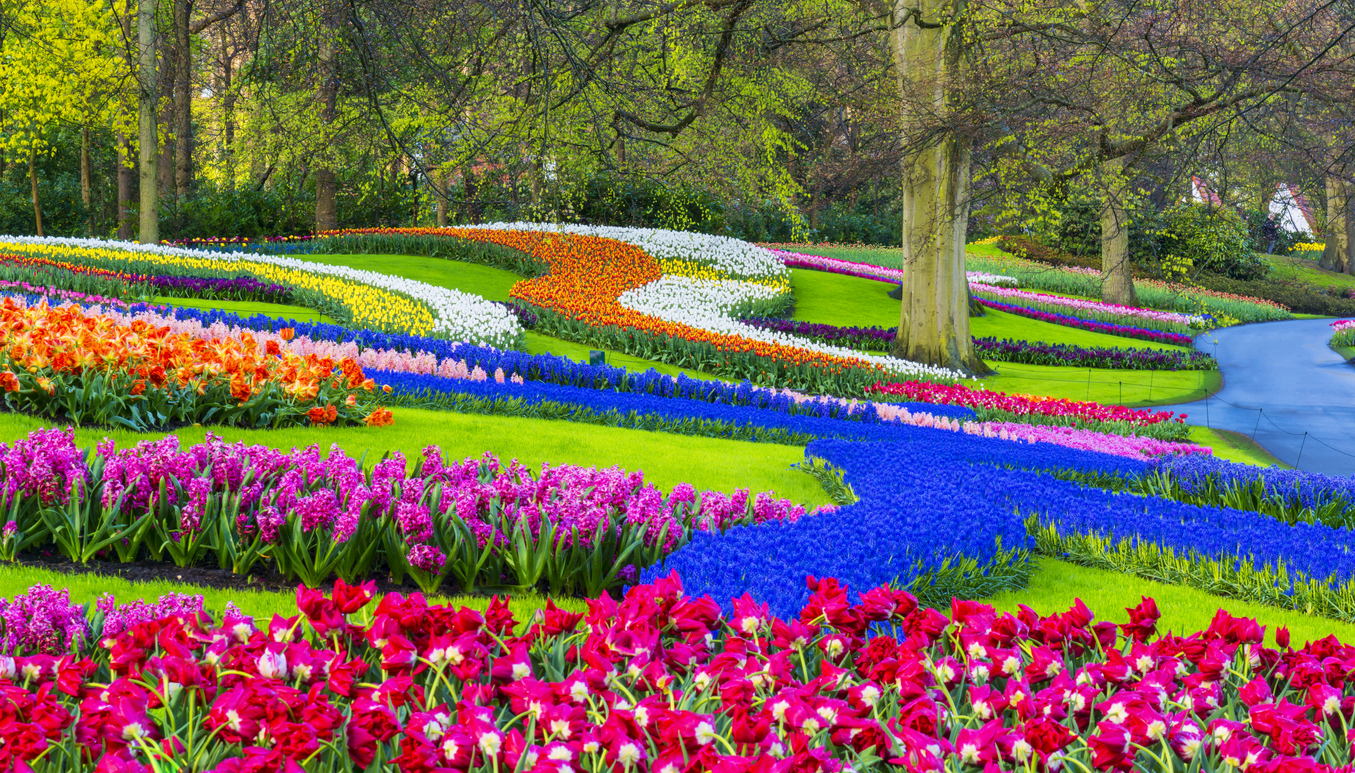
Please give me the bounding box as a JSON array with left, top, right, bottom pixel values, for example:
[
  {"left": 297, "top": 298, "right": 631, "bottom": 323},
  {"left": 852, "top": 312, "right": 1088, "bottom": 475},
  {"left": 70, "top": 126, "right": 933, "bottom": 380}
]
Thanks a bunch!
[
  {"left": 873, "top": 402, "right": 1205, "bottom": 459},
  {"left": 971, "top": 282, "right": 1203, "bottom": 329},
  {"left": 768, "top": 248, "right": 1017, "bottom": 287}
]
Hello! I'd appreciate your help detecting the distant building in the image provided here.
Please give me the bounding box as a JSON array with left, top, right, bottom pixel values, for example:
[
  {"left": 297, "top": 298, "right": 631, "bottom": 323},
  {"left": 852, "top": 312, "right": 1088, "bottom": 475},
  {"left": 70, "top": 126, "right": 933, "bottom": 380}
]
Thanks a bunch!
[
  {"left": 1188, "top": 177, "right": 1315, "bottom": 236},
  {"left": 1268, "top": 183, "right": 1314, "bottom": 235}
]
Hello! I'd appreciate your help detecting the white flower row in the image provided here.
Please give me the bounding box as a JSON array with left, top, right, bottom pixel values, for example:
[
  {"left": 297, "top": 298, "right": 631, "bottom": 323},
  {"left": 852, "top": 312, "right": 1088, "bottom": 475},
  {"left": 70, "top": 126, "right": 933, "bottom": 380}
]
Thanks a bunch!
[
  {"left": 617, "top": 275, "right": 968, "bottom": 381},
  {"left": 467, "top": 222, "right": 787, "bottom": 281},
  {"left": 0, "top": 236, "right": 523, "bottom": 349},
  {"left": 966, "top": 272, "right": 1019, "bottom": 286}
]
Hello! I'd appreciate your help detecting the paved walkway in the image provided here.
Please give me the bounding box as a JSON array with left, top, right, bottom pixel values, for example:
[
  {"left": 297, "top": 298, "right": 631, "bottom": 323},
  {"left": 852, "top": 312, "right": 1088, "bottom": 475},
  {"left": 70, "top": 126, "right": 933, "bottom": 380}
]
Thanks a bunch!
[{"left": 1158, "top": 319, "right": 1355, "bottom": 475}]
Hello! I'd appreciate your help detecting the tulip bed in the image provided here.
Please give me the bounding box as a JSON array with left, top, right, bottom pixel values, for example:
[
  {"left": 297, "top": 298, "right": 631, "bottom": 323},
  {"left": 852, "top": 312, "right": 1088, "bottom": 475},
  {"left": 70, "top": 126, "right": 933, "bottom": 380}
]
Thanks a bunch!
[
  {"left": 1331, "top": 319, "right": 1355, "bottom": 347},
  {"left": 0, "top": 252, "right": 294, "bottom": 304},
  {"left": 0, "top": 298, "right": 388, "bottom": 431},
  {"left": 8, "top": 568, "right": 1355, "bottom": 773},
  {"left": 976, "top": 298, "right": 1197, "bottom": 346},
  {"left": 0, "top": 236, "right": 524, "bottom": 349},
  {"left": 179, "top": 226, "right": 970, "bottom": 392},
  {"left": 9, "top": 224, "right": 1355, "bottom": 759},
  {"left": 964, "top": 248, "right": 1293, "bottom": 323}
]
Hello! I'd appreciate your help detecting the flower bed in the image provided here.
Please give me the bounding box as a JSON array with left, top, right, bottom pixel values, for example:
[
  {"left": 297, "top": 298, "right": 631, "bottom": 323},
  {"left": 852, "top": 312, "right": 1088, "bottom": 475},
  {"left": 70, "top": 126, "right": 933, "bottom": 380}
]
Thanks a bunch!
[
  {"left": 738, "top": 318, "right": 1217, "bottom": 370},
  {"left": 966, "top": 251, "right": 1292, "bottom": 323},
  {"left": 868, "top": 379, "right": 1184, "bottom": 427},
  {"left": 438, "top": 227, "right": 965, "bottom": 391},
  {"left": 377, "top": 369, "right": 1197, "bottom": 457},
  {"left": 0, "top": 428, "right": 804, "bottom": 597},
  {"left": 977, "top": 297, "right": 1197, "bottom": 346},
  {"left": 79, "top": 301, "right": 969, "bottom": 426},
  {"left": 0, "top": 298, "right": 384, "bottom": 430},
  {"left": 972, "top": 336, "right": 1216, "bottom": 370},
  {"left": 6, "top": 573, "right": 1350, "bottom": 773},
  {"left": 0, "top": 252, "right": 294, "bottom": 304},
  {"left": 771, "top": 247, "right": 1019, "bottom": 287},
  {"left": 1331, "top": 319, "right": 1355, "bottom": 347},
  {"left": 0, "top": 236, "right": 523, "bottom": 348},
  {"left": 971, "top": 282, "right": 1204, "bottom": 332},
  {"left": 657, "top": 427, "right": 1355, "bottom": 622}
]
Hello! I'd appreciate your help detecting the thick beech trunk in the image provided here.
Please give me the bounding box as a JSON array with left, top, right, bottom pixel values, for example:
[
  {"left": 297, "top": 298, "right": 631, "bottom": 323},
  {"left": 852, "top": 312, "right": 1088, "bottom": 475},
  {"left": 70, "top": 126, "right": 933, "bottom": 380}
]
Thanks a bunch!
[
  {"left": 138, "top": 0, "right": 159, "bottom": 243},
  {"left": 314, "top": 0, "right": 338, "bottom": 231},
  {"left": 1099, "top": 157, "right": 1138, "bottom": 306},
  {"left": 28, "top": 149, "right": 43, "bottom": 237},
  {"left": 887, "top": 0, "right": 989, "bottom": 376},
  {"left": 118, "top": 133, "right": 136, "bottom": 239},
  {"left": 1322, "top": 175, "right": 1354, "bottom": 274}
]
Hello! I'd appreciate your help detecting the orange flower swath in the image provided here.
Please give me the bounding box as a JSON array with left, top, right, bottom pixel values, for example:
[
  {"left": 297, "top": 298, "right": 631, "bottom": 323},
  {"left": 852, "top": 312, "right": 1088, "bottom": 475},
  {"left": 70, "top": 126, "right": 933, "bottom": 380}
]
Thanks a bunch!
[
  {"left": 0, "top": 298, "right": 390, "bottom": 428},
  {"left": 320, "top": 227, "right": 882, "bottom": 379}
]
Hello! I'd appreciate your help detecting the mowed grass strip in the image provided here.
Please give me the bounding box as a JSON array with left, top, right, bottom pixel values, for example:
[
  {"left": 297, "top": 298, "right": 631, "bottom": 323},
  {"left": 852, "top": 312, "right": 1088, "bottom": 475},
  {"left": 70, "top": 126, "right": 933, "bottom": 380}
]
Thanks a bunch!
[
  {"left": 0, "top": 563, "right": 585, "bottom": 629},
  {"left": 992, "top": 556, "right": 1355, "bottom": 648},
  {"left": 0, "top": 408, "right": 833, "bottom": 509}
]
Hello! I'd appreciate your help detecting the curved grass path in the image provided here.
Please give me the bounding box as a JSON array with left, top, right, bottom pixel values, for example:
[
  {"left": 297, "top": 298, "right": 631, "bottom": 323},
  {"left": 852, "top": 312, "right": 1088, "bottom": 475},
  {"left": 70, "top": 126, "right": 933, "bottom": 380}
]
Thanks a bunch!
[
  {"left": 1160, "top": 319, "right": 1355, "bottom": 474},
  {"left": 789, "top": 268, "right": 1218, "bottom": 406},
  {"left": 0, "top": 408, "right": 832, "bottom": 509}
]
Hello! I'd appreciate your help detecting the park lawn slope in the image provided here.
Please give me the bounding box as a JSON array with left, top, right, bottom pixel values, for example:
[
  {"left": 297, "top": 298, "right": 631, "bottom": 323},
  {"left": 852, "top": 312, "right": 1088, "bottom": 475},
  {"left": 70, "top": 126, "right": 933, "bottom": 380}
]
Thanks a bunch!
[
  {"left": 992, "top": 557, "right": 1353, "bottom": 647},
  {"left": 0, "top": 408, "right": 833, "bottom": 510}
]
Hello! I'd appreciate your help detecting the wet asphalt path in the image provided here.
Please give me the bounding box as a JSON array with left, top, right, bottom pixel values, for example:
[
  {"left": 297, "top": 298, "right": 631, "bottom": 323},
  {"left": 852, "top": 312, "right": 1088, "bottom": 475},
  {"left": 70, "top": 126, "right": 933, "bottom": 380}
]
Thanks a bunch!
[{"left": 1157, "top": 318, "right": 1355, "bottom": 475}]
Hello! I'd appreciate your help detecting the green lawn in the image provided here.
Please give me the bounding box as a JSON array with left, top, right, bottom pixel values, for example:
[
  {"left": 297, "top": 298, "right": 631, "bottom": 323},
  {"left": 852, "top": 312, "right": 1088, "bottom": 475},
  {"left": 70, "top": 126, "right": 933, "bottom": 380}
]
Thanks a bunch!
[
  {"left": 766, "top": 243, "right": 905, "bottom": 269},
  {"left": 789, "top": 267, "right": 1215, "bottom": 405},
  {"left": 791, "top": 268, "right": 1181, "bottom": 351},
  {"left": 303, "top": 253, "right": 524, "bottom": 301},
  {"left": 0, "top": 563, "right": 584, "bottom": 629},
  {"left": 306, "top": 254, "right": 718, "bottom": 381},
  {"left": 994, "top": 557, "right": 1352, "bottom": 647},
  {"left": 1263, "top": 253, "right": 1355, "bottom": 290},
  {"left": 0, "top": 408, "right": 832, "bottom": 509},
  {"left": 1188, "top": 426, "right": 1287, "bottom": 467},
  {"left": 980, "top": 362, "right": 1219, "bottom": 407},
  {"left": 156, "top": 296, "right": 339, "bottom": 324}
]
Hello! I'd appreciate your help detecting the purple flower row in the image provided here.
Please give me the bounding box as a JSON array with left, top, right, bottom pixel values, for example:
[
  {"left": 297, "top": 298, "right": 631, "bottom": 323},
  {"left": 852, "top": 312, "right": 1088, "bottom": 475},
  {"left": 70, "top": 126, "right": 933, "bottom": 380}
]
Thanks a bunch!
[
  {"left": 1, "top": 427, "right": 811, "bottom": 595},
  {"left": 740, "top": 317, "right": 1213, "bottom": 370},
  {"left": 138, "top": 274, "right": 293, "bottom": 304},
  {"left": 975, "top": 299, "right": 1197, "bottom": 346}
]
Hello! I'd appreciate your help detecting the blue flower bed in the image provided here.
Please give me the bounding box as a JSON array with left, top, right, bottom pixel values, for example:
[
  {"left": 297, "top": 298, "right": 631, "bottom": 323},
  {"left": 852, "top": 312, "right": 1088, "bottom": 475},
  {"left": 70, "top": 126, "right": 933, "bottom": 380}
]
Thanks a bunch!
[
  {"left": 371, "top": 370, "right": 975, "bottom": 442},
  {"left": 646, "top": 427, "right": 1152, "bottom": 616},
  {"left": 649, "top": 422, "right": 1355, "bottom": 618},
  {"left": 121, "top": 303, "right": 972, "bottom": 422},
  {"left": 1157, "top": 454, "right": 1355, "bottom": 509}
]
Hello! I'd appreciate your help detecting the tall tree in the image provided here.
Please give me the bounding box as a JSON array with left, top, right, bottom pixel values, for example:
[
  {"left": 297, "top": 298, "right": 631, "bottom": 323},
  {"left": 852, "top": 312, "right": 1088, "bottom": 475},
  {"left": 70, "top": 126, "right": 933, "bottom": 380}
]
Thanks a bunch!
[
  {"left": 882, "top": 0, "right": 988, "bottom": 374},
  {"left": 138, "top": 0, "right": 159, "bottom": 242}
]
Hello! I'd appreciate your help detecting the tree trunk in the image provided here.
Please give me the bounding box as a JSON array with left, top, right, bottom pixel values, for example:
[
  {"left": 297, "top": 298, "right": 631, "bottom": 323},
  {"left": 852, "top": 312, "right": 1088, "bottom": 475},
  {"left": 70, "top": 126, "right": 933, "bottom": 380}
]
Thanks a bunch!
[
  {"left": 81, "top": 126, "right": 93, "bottom": 235},
  {"left": 886, "top": 0, "right": 989, "bottom": 376},
  {"left": 138, "top": 0, "right": 160, "bottom": 243},
  {"left": 158, "top": 39, "right": 176, "bottom": 199},
  {"left": 1322, "top": 175, "right": 1354, "bottom": 274},
  {"left": 174, "top": 0, "right": 192, "bottom": 199},
  {"left": 313, "top": 0, "right": 338, "bottom": 232},
  {"left": 118, "top": 132, "right": 136, "bottom": 240},
  {"left": 1099, "top": 157, "right": 1138, "bottom": 306},
  {"left": 218, "top": 40, "right": 236, "bottom": 187},
  {"left": 28, "top": 149, "right": 43, "bottom": 237},
  {"left": 464, "top": 164, "right": 479, "bottom": 224},
  {"left": 435, "top": 166, "right": 449, "bottom": 226}
]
